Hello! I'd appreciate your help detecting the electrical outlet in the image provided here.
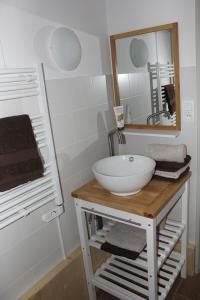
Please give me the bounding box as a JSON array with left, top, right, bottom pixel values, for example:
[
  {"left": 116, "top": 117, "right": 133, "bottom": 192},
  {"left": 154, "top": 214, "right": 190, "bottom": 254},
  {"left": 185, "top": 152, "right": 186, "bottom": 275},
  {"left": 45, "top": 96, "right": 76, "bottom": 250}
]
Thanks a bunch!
[{"left": 183, "top": 101, "right": 194, "bottom": 122}]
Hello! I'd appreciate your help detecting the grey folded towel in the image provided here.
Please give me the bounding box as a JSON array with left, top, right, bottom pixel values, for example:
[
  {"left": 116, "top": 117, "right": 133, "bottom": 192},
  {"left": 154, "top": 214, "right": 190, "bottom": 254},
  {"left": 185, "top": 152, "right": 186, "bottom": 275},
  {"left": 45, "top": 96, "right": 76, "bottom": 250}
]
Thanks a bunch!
[
  {"left": 105, "top": 223, "right": 146, "bottom": 253},
  {"left": 146, "top": 144, "right": 187, "bottom": 163}
]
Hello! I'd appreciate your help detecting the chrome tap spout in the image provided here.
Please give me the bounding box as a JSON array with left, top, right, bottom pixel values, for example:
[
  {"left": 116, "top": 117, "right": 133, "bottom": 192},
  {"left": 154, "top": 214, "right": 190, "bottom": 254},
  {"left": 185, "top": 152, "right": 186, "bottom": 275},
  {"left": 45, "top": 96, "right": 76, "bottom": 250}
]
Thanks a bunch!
[{"left": 108, "top": 128, "right": 126, "bottom": 156}]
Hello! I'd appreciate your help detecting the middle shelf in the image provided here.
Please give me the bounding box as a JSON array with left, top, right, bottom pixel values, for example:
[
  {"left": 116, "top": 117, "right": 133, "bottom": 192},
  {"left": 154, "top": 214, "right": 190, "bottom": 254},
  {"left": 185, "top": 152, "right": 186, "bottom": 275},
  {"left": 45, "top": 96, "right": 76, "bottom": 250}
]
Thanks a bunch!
[{"left": 89, "top": 219, "right": 184, "bottom": 271}]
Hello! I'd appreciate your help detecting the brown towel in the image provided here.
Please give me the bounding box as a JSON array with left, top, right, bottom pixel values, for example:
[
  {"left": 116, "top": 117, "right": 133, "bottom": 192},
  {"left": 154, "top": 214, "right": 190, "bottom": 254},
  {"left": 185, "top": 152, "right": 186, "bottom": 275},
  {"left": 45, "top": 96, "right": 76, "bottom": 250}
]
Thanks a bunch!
[
  {"left": 101, "top": 242, "right": 142, "bottom": 260},
  {"left": 153, "top": 167, "right": 190, "bottom": 182},
  {"left": 0, "top": 114, "right": 44, "bottom": 191},
  {"left": 163, "top": 84, "right": 176, "bottom": 115},
  {"left": 156, "top": 155, "right": 191, "bottom": 172},
  {"left": 101, "top": 222, "right": 146, "bottom": 260}
]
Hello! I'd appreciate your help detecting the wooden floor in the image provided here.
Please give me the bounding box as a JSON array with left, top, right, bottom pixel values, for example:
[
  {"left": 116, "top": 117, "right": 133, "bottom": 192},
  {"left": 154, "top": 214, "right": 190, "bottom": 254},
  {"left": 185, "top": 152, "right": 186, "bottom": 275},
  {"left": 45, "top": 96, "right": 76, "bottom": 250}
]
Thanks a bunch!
[{"left": 97, "top": 273, "right": 200, "bottom": 300}]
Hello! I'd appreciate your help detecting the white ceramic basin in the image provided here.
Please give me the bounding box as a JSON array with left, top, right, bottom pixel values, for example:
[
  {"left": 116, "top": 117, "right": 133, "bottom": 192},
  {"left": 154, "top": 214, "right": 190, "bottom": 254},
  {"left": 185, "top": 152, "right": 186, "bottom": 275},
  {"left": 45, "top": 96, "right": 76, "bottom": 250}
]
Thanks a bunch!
[{"left": 92, "top": 155, "right": 155, "bottom": 196}]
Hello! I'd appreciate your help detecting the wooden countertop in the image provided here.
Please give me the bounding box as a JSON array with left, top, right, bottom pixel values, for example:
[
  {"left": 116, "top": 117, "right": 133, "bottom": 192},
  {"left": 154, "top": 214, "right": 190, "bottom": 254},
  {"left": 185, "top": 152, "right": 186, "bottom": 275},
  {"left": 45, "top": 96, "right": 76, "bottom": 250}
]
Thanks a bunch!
[{"left": 72, "top": 172, "right": 191, "bottom": 218}]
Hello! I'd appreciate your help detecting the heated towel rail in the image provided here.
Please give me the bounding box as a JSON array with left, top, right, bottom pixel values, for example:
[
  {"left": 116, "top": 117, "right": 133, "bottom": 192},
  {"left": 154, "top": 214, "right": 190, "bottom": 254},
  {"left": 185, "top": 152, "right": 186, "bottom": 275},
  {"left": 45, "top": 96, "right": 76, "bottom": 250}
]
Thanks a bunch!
[
  {"left": 148, "top": 62, "right": 176, "bottom": 126},
  {"left": 0, "top": 65, "right": 64, "bottom": 229}
]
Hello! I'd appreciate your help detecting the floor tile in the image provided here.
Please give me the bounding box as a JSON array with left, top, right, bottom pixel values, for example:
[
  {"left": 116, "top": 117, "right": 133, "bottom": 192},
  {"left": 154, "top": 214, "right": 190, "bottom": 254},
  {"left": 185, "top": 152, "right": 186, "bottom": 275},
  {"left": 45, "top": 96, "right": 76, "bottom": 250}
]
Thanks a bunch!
[
  {"left": 177, "top": 273, "right": 200, "bottom": 300},
  {"left": 166, "top": 277, "right": 183, "bottom": 300},
  {"left": 170, "top": 294, "right": 191, "bottom": 300},
  {"left": 97, "top": 273, "right": 200, "bottom": 300}
]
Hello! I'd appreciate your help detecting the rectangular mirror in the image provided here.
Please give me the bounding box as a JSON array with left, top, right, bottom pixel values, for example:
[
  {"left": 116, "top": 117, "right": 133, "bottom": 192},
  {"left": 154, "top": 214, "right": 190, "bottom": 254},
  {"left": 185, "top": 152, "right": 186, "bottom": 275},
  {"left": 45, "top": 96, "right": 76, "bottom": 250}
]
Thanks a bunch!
[{"left": 110, "top": 23, "right": 180, "bottom": 131}]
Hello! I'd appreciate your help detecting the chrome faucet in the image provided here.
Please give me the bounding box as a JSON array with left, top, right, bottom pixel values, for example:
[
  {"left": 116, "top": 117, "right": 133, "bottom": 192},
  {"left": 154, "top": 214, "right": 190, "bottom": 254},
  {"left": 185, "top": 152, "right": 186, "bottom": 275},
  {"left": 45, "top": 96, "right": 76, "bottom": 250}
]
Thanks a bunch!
[
  {"left": 93, "top": 128, "right": 126, "bottom": 231},
  {"left": 147, "top": 110, "right": 171, "bottom": 125},
  {"left": 108, "top": 128, "right": 126, "bottom": 156}
]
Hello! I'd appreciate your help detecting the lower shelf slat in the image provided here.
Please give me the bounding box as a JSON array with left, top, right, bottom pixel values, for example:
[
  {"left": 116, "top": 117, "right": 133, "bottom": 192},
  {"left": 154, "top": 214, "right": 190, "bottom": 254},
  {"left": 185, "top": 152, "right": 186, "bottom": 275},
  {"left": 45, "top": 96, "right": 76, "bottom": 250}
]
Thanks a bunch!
[{"left": 93, "top": 251, "right": 184, "bottom": 300}]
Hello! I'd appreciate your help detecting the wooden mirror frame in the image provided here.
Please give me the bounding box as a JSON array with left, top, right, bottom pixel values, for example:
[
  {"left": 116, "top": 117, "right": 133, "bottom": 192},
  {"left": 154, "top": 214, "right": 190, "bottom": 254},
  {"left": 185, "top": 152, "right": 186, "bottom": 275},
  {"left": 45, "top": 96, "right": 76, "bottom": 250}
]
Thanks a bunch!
[{"left": 110, "top": 22, "right": 180, "bottom": 131}]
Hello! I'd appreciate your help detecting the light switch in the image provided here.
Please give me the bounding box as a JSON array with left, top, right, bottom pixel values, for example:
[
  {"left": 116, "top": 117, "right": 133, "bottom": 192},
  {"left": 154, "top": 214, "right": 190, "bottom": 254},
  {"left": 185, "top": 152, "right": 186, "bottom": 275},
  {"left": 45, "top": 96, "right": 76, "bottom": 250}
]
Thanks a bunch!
[{"left": 183, "top": 101, "right": 194, "bottom": 122}]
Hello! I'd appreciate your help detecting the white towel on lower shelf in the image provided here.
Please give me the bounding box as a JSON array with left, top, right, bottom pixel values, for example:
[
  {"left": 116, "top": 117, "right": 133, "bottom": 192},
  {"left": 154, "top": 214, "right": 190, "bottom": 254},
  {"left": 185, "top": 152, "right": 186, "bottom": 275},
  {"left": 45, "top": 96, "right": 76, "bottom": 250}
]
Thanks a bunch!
[{"left": 105, "top": 222, "right": 146, "bottom": 253}]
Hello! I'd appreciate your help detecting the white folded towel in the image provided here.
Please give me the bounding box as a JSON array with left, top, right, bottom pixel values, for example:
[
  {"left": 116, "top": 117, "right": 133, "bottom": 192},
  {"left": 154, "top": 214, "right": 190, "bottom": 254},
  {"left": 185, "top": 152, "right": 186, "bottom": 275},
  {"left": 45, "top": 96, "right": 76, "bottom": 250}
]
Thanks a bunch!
[
  {"left": 106, "top": 223, "right": 146, "bottom": 253},
  {"left": 146, "top": 144, "right": 187, "bottom": 163}
]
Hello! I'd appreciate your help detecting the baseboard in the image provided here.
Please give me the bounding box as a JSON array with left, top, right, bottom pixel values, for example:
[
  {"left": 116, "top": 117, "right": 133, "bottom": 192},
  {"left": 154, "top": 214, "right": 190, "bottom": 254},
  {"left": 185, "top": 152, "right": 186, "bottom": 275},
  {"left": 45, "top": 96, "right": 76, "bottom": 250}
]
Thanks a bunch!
[{"left": 174, "top": 241, "right": 195, "bottom": 276}]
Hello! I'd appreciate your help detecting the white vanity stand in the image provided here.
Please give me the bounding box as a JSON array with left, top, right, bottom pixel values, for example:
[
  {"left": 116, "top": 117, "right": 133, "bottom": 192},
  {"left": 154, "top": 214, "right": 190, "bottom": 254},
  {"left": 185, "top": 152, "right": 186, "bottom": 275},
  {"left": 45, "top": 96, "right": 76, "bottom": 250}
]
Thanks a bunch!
[{"left": 72, "top": 173, "right": 191, "bottom": 300}]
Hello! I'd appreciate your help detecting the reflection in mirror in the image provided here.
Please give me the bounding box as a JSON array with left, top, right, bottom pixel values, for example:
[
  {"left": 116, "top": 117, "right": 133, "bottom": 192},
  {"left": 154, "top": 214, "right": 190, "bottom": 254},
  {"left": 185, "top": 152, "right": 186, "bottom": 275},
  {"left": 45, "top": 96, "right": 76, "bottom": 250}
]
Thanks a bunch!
[
  {"left": 130, "top": 38, "right": 149, "bottom": 67},
  {"left": 110, "top": 23, "right": 180, "bottom": 130}
]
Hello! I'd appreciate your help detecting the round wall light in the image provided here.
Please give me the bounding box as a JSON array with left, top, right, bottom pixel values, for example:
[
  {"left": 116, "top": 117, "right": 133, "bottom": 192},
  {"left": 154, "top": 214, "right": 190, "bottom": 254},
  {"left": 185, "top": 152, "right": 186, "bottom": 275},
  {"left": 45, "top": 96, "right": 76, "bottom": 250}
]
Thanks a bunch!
[
  {"left": 49, "top": 27, "right": 82, "bottom": 71},
  {"left": 130, "top": 38, "right": 148, "bottom": 68}
]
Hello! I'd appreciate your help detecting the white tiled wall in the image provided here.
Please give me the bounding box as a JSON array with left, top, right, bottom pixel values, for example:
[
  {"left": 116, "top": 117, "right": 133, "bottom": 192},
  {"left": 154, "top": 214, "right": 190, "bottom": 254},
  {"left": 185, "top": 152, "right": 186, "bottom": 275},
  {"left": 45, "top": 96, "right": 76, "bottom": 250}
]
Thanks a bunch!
[
  {"left": 46, "top": 74, "right": 115, "bottom": 255},
  {"left": 0, "top": 202, "right": 63, "bottom": 300},
  {"left": 0, "top": 1, "right": 115, "bottom": 299},
  {"left": 119, "top": 72, "right": 151, "bottom": 124},
  {"left": 0, "top": 74, "right": 115, "bottom": 300}
]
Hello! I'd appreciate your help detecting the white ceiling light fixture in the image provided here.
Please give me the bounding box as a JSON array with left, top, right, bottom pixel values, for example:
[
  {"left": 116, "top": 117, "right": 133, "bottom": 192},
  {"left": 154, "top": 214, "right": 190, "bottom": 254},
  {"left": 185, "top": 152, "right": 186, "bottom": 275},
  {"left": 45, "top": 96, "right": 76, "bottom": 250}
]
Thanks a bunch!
[
  {"left": 49, "top": 27, "right": 82, "bottom": 71},
  {"left": 130, "top": 38, "right": 149, "bottom": 68}
]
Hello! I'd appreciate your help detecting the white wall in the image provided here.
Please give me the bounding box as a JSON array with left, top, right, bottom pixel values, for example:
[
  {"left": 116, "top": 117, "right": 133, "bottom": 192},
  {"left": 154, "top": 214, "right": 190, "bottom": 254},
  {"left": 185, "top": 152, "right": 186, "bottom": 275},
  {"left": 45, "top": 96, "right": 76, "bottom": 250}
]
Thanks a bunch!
[
  {"left": 0, "top": 1, "right": 198, "bottom": 297},
  {"left": 106, "top": 0, "right": 197, "bottom": 243},
  {"left": 116, "top": 33, "right": 157, "bottom": 74},
  {"left": 119, "top": 73, "right": 151, "bottom": 124},
  {"left": 0, "top": 3, "right": 106, "bottom": 79},
  {"left": 157, "top": 30, "right": 173, "bottom": 64},
  {"left": 0, "top": 0, "right": 111, "bottom": 75},
  {"left": 0, "top": 2, "right": 114, "bottom": 299},
  {"left": 106, "top": 0, "right": 196, "bottom": 67},
  {"left": 195, "top": 0, "right": 200, "bottom": 271}
]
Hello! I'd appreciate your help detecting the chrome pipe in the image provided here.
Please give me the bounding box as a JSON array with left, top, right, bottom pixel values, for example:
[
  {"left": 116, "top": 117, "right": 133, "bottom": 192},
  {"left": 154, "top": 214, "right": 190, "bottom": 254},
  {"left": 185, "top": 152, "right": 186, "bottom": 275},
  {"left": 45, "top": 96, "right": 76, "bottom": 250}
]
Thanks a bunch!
[{"left": 147, "top": 110, "right": 171, "bottom": 125}]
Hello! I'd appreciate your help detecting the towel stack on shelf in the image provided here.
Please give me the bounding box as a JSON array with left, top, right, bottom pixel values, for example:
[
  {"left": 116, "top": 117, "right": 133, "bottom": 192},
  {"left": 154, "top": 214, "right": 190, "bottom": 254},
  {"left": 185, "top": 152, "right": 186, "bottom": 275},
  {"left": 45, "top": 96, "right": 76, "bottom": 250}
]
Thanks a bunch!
[
  {"left": 101, "top": 223, "right": 146, "bottom": 260},
  {"left": 147, "top": 144, "right": 191, "bottom": 180}
]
